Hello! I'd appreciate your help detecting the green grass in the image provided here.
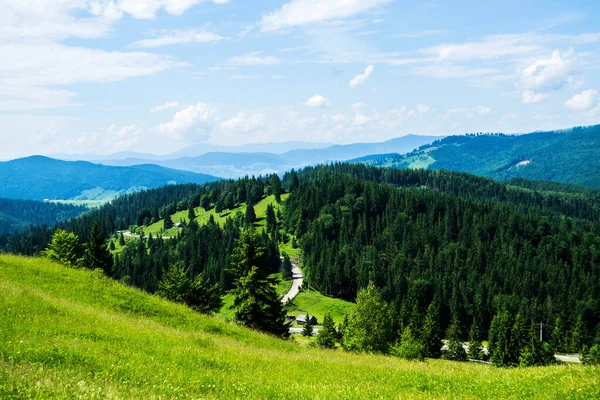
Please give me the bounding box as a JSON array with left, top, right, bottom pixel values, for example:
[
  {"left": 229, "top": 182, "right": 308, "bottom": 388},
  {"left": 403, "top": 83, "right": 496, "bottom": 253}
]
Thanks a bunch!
[
  {"left": 1, "top": 254, "right": 599, "bottom": 399},
  {"left": 140, "top": 193, "right": 290, "bottom": 238},
  {"left": 48, "top": 199, "right": 106, "bottom": 209},
  {"left": 286, "top": 289, "right": 355, "bottom": 325}
]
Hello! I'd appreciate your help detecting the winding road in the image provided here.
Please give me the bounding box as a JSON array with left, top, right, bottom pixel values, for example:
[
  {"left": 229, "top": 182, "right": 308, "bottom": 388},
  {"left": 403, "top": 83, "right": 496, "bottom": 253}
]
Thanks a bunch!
[{"left": 281, "top": 262, "right": 303, "bottom": 304}]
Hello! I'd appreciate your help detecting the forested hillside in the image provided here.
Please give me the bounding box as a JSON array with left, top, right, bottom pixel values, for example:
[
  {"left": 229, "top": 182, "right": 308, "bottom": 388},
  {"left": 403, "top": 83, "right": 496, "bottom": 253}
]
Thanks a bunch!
[
  {"left": 282, "top": 164, "right": 600, "bottom": 353},
  {"left": 2, "top": 164, "right": 599, "bottom": 356},
  {"left": 353, "top": 125, "right": 600, "bottom": 189},
  {"left": 0, "top": 198, "right": 86, "bottom": 235},
  {"left": 0, "top": 156, "right": 219, "bottom": 200}
]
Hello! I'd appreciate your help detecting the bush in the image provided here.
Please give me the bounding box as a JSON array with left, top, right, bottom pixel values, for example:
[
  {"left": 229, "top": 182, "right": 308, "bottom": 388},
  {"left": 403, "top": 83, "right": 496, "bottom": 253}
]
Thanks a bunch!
[{"left": 581, "top": 344, "right": 600, "bottom": 365}]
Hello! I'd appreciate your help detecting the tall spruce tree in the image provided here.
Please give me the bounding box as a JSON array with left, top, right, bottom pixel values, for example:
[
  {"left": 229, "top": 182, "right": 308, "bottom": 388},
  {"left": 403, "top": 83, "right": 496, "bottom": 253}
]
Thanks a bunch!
[
  {"left": 164, "top": 213, "right": 174, "bottom": 230},
  {"left": 316, "top": 312, "right": 337, "bottom": 348},
  {"left": 245, "top": 203, "right": 257, "bottom": 226},
  {"left": 445, "top": 316, "right": 467, "bottom": 361},
  {"left": 302, "top": 314, "right": 314, "bottom": 337},
  {"left": 490, "top": 310, "right": 512, "bottom": 367},
  {"left": 42, "top": 229, "right": 81, "bottom": 267},
  {"left": 467, "top": 317, "right": 485, "bottom": 360},
  {"left": 230, "top": 229, "right": 289, "bottom": 338},
  {"left": 421, "top": 302, "right": 442, "bottom": 358},
  {"left": 82, "top": 222, "right": 113, "bottom": 276}
]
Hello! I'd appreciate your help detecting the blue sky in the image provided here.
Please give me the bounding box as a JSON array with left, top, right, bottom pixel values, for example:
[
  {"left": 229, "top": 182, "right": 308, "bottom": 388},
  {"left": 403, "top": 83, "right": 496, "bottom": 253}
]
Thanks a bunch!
[{"left": 1, "top": 0, "right": 600, "bottom": 159}]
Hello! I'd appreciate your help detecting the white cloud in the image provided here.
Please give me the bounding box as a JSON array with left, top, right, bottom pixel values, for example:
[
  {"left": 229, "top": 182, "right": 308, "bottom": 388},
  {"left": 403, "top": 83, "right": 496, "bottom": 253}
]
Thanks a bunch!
[
  {"left": 260, "top": 0, "right": 391, "bottom": 32},
  {"left": 421, "top": 35, "right": 540, "bottom": 62},
  {"left": 227, "top": 52, "right": 281, "bottom": 66},
  {"left": 305, "top": 93, "right": 331, "bottom": 108},
  {"left": 158, "top": 102, "right": 217, "bottom": 140},
  {"left": 0, "top": 43, "right": 186, "bottom": 111},
  {"left": 133, "top": 29, "right": 224, "bottom": 48},
  {"left": 522, "top": 90, "right": 547, "bottom": 104},
  {"left": 349, "top": 65, "right": 375, "bottom": 88},
  {"left": 151, "top": 101, "right": 179, "bottom": 112},
  {"left": 564, "top": 89, "right": 597, "bottom": 111},
  {"left": 36, "top": 128, "right": 59, "bottom": 145},
  {"left": 108, "top": 124, "right": 142, "bottom": 149},
  {"left": 520, "top": 50, "right": 574, "bottom": 103},
  {"left": 92, "top": 0, "right": 229, "bottom": 20},
  {"left": 416, "top": 103, "right": 430, "bottom": 113},
  {"left": 221, "top": 113, "right": 267, "bottom": 132},
  {"left": 411, "top": 65, "right": 499, "bottom": 79}
]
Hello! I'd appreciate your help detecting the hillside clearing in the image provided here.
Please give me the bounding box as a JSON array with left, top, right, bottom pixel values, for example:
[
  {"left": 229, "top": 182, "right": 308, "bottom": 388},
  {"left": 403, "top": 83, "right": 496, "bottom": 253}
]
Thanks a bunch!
[{"left": 1, "top": 255, "right": 599, "bottom": 399}]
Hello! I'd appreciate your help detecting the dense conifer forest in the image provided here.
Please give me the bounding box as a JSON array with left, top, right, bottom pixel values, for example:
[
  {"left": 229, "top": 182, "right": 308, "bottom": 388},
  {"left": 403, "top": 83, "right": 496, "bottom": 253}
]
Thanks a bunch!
[
  {"left": 0, "top": 198, "right": 86, "bottom": 235},
  {"left": 2, "top": 164, "right": 599, "bottom": 356}
]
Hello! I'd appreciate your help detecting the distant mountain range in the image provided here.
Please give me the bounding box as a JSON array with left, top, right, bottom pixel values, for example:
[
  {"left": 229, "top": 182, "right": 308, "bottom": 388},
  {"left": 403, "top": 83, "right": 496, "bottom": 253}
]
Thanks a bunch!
[
  {"left": 351, "top": 125, "right": 600, "bottom": 189},
  {"left": 52, "top": 140, "right": 334, "bottom": 161},
  {"left": 0, "top": 156, "right": 219, "bottom": 201},
  {"left": 64, "top": 135, "right": 445, "bottom": 179}
]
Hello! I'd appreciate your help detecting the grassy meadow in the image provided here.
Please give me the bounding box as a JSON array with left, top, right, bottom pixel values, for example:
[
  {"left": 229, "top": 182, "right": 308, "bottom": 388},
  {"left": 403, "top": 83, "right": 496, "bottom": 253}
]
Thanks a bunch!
[{"left": 1, "top": 254, "right": 599, "bottom": 399}]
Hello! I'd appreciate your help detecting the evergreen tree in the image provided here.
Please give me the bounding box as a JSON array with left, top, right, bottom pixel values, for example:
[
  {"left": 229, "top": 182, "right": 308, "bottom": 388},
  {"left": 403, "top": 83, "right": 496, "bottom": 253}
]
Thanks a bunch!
[
  {"left": 510, "top": 313, "right": 528, "bottom": 364},
  {"left": 157, "top": 263, "right": 190, "bottom": 304},
  {"left": 519, "top": 321, "right": 546, "bottom": 367},
  {"left": 421, "top": 302, "right": 442, "bottom": 358},
  {"left": 266, "top": 204, "right": 277, "bottom": 233},
  {"left": 82, "top": 222, "right": 113, "bottom": 276},
  {"left": 302, "top": 314, "right": 314, "bottom": 337},
  {"left": 268, "top": 174, "right": 282, "bottom": 202},
  {"left": 245, "top": 204, "right": 257, "bottom": 226},
  {"left": 119, "top": 232, "right": 126, "bottom": 246},
  {"left": 188, "top": 205, "right": 196, "bottom": 221},
  {"left": 550, "top": 316, "right": 565, "bottom": 352},
  {"left": 200, "top": 195, "right": 210, "bottom": 210},
  {"left": 231, "top": 229, "right": 289, "bottom": 338},
  {"left": 316, "top": 312, "right": 337, "bottom": 348},
  {"left": 467, "top": 317, "right": 485, "bottom": 360},
  {"left": 445, "top": 316, "right": 467, "bottom": 361},
  {"left": 343, "top": 282, "right": 395, "bottom": 353},
  {"left": 490, "top": 310, "right": 512, "bottom": 367},
  {"left": 281, "top": 253, "right": 293, "bottom": 280},
  {"left": 109, "top": 241, "right": 116, "bottom": 251},
  {"left": 571, "top": 314, "right": 588, "bottom": 353},
  {"left": 42, "top": 229, "right": 81, "bottom": 267},
  {"left": 187, "top": 273, "right": 222, "bottom": 314},
  {"left": 164, "top": 213, "right": 174, "bottom": 230},
  {"left": 338, "top": 315, "right": 349, "bottom": 345}
]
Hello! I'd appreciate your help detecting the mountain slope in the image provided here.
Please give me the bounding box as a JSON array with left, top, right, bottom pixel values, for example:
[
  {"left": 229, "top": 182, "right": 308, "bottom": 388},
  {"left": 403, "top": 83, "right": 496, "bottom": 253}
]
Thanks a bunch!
[
  {"left": 0, "top": 156, "right": 220, "bottom": 200},
  {"left": 94, "top": 135, "right": 444, "bottom": 178},
  {"left": 352, "top": 125, "right": 600, "bottom": 189},
  {"left": 0, "top": 198, "right": 86, "bottom": 234},
  {"left": 1, "top": 254, "right": 598, "bottom": 399}
]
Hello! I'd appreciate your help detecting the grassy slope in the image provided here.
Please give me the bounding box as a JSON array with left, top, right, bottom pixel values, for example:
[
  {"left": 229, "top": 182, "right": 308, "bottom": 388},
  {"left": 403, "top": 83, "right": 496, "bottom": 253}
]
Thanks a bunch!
[
  {"left": 1, "top": 255, "right": 599, "bottom": 399},
  {"left": 285, "top": 290, "right": 355, "bottom": 325}
]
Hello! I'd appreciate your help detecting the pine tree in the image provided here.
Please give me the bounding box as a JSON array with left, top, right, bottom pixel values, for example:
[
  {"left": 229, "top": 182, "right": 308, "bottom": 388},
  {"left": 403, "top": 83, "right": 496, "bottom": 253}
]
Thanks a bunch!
[
  {"left": 82, "top": 222, "right": 113, "bottom": 276},
  {"left": 188, "top": 205, "right": 196, "bottom": 221},
  {"left": 119, "top": 232, "right": 126, "bottom": 246},
  {"left": 230, "top": 229, "right": 289, "bottom": 338},
  {"left": 519, "top": 321, "right": 545, "bottom": 367},
  {"left": 281, "top": 252, "right": 293, "bottom": 280},
  {"left": 571, "top": 314, "right": 588, "bottom": 353},
  {"left": 550, "top": 316, "right": 565, "bottom": 352},
  {"left": 200, "top": 195, "right": 210, "bottom": 210},
  {"left": 467, "top": 317, "right": 484, "bottom": 360},
  {"left": 164, "top": 213, "right": 174, "bottom": 230},
  {"left": 392, "top": 327, "right": 425, "bottom": 361},
  {"left": 490, "top": 310, "right": 512, "bottom": 367},
  {"left": 187, "top": 273, "right": 222, "bottom": 314},
  {"left": 268, "top": 174, "right": 282, "bottom": 202},
  {"left": 157, "top": 263, "right": 190, "bottom": 304},
  {"left": 245, "top": 204, "right": 257, "bottom": 226},
  {"left": 445, "top": 316, "right": 467, "bottom": 361},
  {"left": 421, "top": 302, "right": 442, "bottom": 358},
  {"left": 42, "top": 229, "right": 81, "bottom": 267},
  {"left": 266, "top": 204, "right": 277, "bottom": 233},
  {"left": 109, "top": 241, "right": 116, "bottom": 251},
  {"left": 316, "top": 312, "right": 337, "bottom": 348},
  {"left": 510, "top": 313, "right": 528, "bottom": 364},
  {"left": 302, "top": 314, "right": 314, "bottom": 337}
]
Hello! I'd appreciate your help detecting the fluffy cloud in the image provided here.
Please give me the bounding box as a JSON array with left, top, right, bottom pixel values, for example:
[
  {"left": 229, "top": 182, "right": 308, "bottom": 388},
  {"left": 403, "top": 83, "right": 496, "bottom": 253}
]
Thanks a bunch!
[
  {"left": 305, "top": 94, "right": 331, "bottom": 108},
  {"left": 260, "top": 0, "right": 391, "bottom": 32},
  {"left": 221, "top": 113, "right": 267, "bottom": 132},
  {"left": 521, "top": 50, "right": 574, "bottom": 103},
  {"left": 564, "top": 89, "right": 598, "bottom": 111},
  {"left": 227, "top": 52, "right": 281, "bottom": 66},
  {"left": 133, "top": 29, "right": 224, "bottom": 48},
  {"left": 150, "top": 101, "right": 179, "bottom": 112},
  {"left": 349, "top": 65, "right": 374, "bottom": 88},
  {"left": 91, "top": 0, "right": 229, "bottom": 20},
  {"left": 158, "top": 102, "right": 217, "bottom": 140},
  {"left": 522, "top": 90, "right": 547, "bottom": 104}
]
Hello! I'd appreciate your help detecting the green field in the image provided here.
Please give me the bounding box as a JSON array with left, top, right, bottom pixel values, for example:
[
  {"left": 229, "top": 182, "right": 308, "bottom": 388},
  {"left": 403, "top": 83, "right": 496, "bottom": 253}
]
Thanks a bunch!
[
  {"left": 1, "top": 254, "right": 599, "bottom": 399},
  {"left": 286, "top": 289, "right": 355, "bottom": 325},
  {"left": 139, "top": 193, "right": 290, "bottom": 238}
]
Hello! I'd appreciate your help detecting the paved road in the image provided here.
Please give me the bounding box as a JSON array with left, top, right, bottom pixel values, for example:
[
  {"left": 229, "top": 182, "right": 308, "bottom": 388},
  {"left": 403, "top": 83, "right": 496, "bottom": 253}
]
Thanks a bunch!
[
  {"left": 289, "top": 327, "right": 319, "bottom": 335},
  {"left": 281, "top": 262, "right": 303, "bottom": 304}
]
